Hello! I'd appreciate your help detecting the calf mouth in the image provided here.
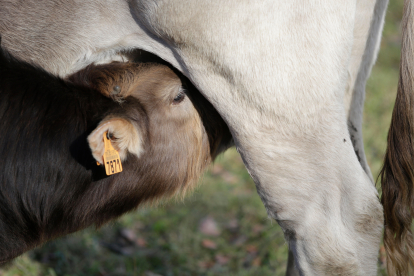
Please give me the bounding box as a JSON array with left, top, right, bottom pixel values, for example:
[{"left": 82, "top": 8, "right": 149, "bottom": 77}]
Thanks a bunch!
[{"left": 120, "top": 48, "right": 172, "bottom": 67}]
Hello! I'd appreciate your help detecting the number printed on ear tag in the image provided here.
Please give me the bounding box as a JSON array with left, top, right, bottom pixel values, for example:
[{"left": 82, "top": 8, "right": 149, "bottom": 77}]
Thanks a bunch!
[{"left": 102, "top": 132, "right": 123, "bottom": 175}]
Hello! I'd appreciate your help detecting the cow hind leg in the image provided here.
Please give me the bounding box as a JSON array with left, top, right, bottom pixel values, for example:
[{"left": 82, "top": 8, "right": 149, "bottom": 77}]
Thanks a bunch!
[
  {"left": 344, "top": 0, "right": 388, "bottom": 184},
  {"left": 237, "top": 109, "right": 384, "bottom": 275},
  {"left": 284, "top": 0, "right": 388, "bottom": 273}
]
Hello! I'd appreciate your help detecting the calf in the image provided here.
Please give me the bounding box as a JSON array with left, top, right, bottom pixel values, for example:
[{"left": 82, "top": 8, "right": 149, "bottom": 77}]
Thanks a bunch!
[{"left": 0, "top": 44, "right": 231, "bottom": 262}]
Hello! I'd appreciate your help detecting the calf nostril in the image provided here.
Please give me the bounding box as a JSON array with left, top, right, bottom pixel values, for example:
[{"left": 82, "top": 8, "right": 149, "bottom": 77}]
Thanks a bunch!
[{"left": 112, "top": 85, "right": 121, "bottom": 95}]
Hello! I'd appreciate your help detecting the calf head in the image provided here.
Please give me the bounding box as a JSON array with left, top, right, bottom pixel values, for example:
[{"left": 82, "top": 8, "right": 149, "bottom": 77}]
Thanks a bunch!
[{"left": 69, "top": 62, "right": 225, "bottom": 199}]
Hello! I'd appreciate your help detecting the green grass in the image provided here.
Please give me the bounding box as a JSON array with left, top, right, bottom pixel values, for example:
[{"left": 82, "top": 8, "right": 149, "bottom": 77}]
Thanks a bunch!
[{"left": 0, "top": 1, "right": 404, "bottom": 275}]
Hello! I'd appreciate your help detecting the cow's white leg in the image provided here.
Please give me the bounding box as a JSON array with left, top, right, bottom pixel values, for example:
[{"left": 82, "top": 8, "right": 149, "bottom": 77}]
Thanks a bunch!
[
  {"left": 235, "top": 103, "right": 383, "bottom": 276},
  {"left": 287, "top": 0, "right": 388, "bottom": 273},
  {"left": 132, "top": 1, "right": 384, "bottom": 274},
  {"left": 344, "top": 0, "right": 388, "bottom": 182},
  {"left": 284, "top": 0, "right": 388, "bottom": 274}
]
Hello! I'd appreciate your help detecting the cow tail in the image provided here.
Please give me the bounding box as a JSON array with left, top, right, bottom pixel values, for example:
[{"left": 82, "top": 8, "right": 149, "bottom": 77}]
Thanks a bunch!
[{"left": 380, "top": 0, "right": 414, "bottom": 274}]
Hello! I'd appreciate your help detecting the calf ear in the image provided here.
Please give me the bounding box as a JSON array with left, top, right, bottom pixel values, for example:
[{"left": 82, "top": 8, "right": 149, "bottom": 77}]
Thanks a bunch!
[{"left": 87, "top": 118, "right": 143, "bottom": 164}]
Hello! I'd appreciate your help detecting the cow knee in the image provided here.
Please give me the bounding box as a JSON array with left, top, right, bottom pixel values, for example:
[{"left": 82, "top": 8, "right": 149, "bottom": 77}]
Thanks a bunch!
[{"left": 284, "top": 187, "right": 383, "bottom": 276}]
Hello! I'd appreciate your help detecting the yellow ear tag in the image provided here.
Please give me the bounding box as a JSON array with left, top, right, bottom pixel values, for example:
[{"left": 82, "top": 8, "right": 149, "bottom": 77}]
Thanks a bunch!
[{"left": 102, "top": 131, "right": 123, "bottom": 175}]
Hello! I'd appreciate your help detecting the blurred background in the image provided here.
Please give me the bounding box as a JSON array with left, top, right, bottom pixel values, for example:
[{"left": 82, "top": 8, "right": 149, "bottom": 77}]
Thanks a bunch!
[{"left": 0, "top": 1, "right": 403, "bottom": 275}]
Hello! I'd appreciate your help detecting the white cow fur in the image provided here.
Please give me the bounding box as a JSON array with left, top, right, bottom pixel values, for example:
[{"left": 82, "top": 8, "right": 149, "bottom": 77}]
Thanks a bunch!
[{"left": 0, "top": 0, "right": 389, "bottom": 275}]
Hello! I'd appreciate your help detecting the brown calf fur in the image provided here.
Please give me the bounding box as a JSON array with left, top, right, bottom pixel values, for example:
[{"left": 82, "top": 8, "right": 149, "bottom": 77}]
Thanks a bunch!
[
  {"left": 380, "top": 0, "right": 414, "bottom": 275},
  {"left": 0, "top": 45, "right": 232, "bottom": 262}
]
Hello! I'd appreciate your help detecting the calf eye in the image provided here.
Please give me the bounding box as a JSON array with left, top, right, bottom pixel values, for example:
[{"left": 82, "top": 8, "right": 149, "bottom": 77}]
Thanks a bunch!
[{"left": 172, "top": 90, "right": 186, "bottom": 105}]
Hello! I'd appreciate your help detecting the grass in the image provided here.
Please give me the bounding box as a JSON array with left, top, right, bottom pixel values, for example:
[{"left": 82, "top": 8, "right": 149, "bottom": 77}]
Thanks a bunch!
[{"left": 0, "top": 1, "right": 404, "bottom": 275}]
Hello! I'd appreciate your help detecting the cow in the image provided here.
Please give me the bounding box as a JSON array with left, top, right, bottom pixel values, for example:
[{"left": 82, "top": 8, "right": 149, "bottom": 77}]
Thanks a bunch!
[
  {"left": 0, "top": 43, "right": 231, "bottom": 262},
  {"left": 1, "top": 0, "right": 411, "bottom": 275}
]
